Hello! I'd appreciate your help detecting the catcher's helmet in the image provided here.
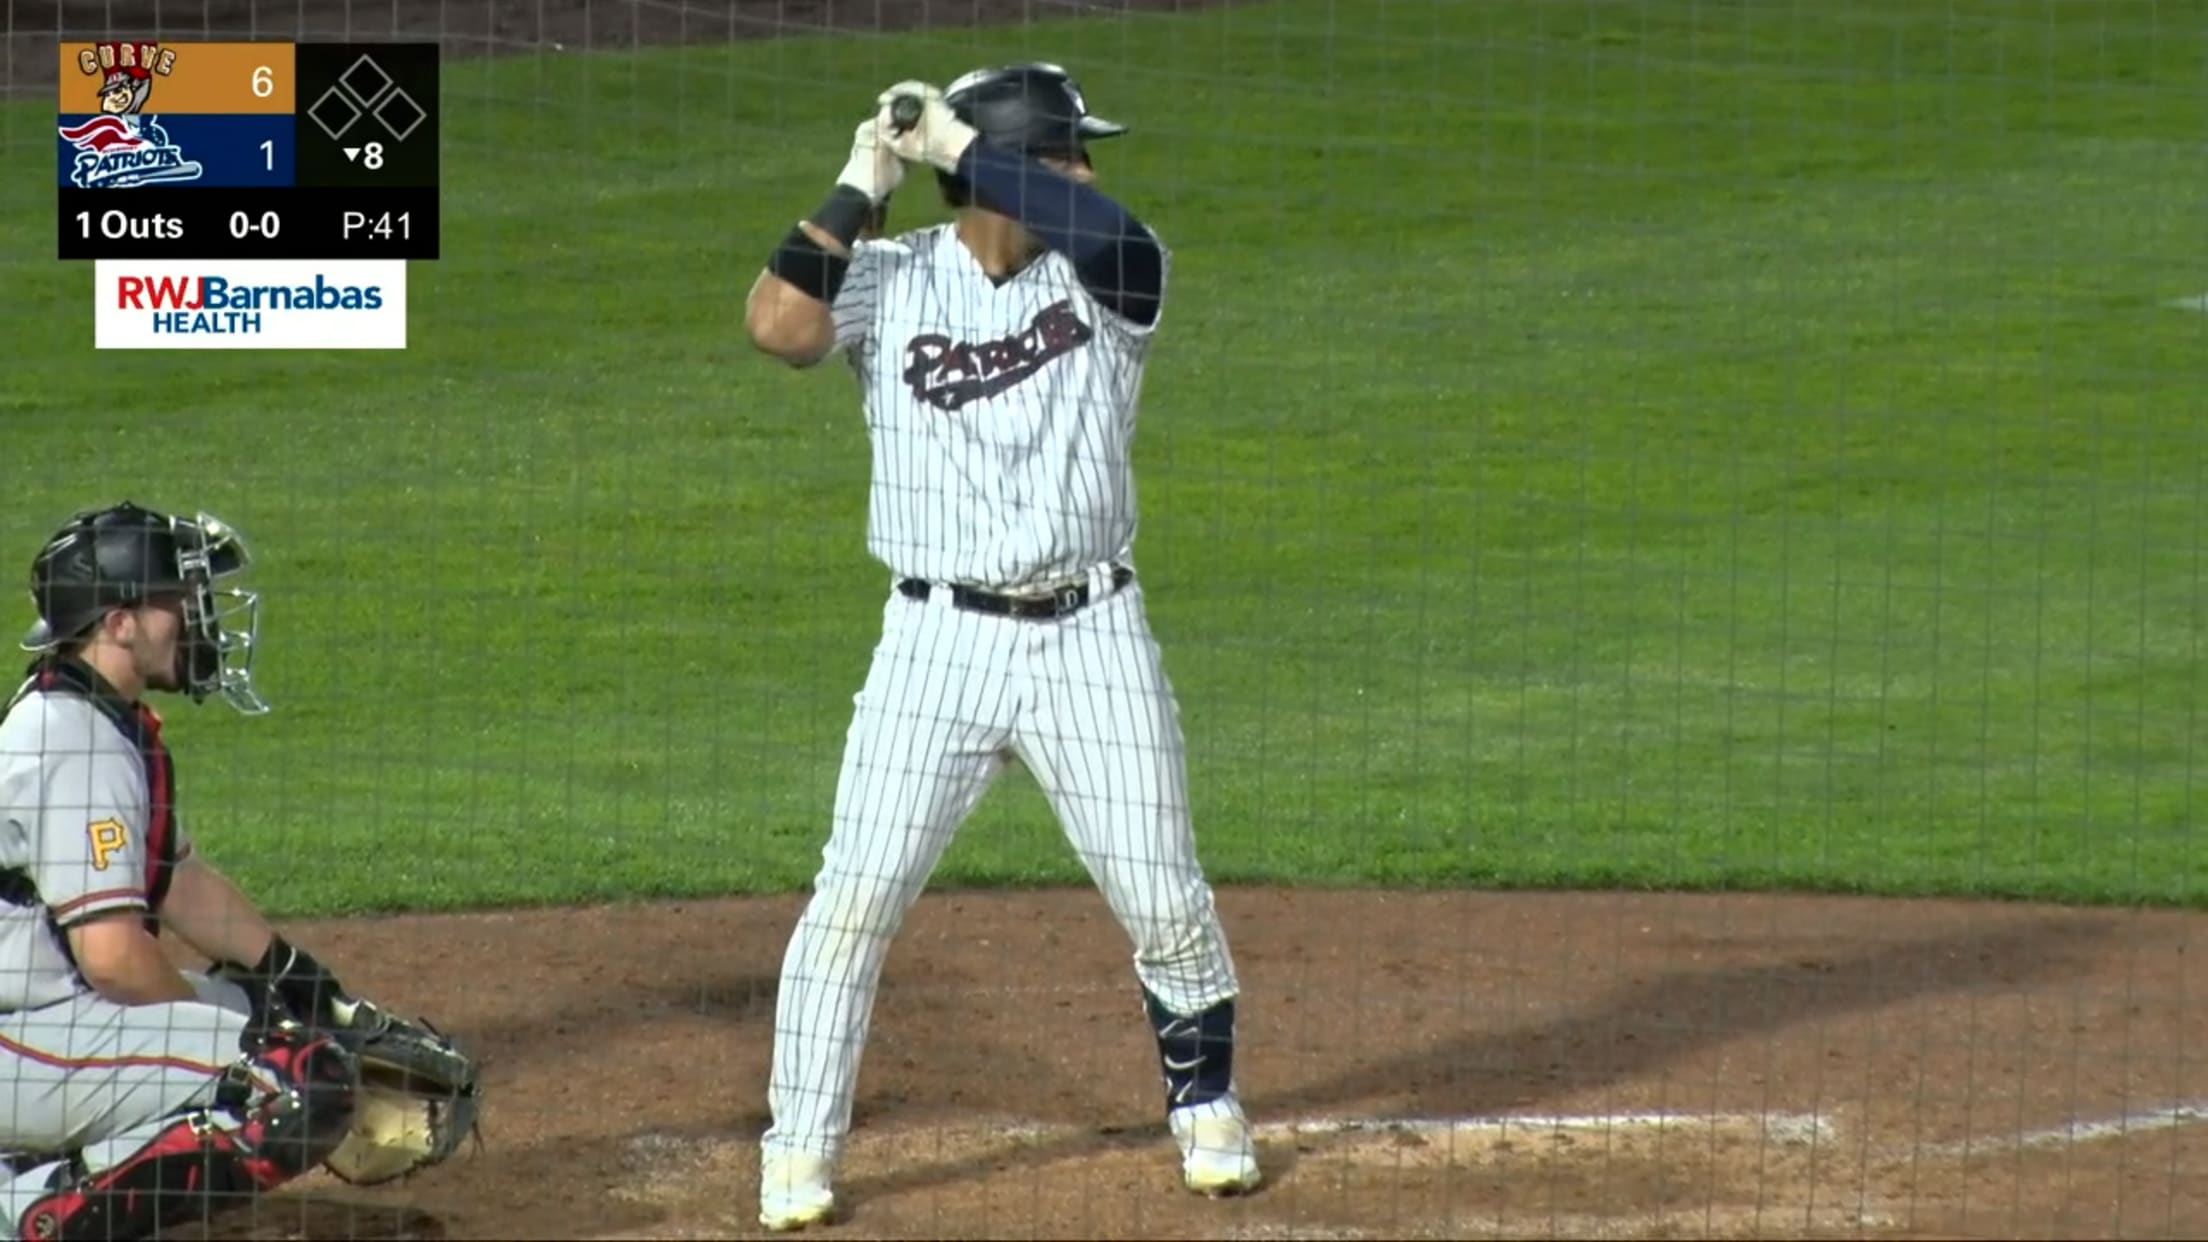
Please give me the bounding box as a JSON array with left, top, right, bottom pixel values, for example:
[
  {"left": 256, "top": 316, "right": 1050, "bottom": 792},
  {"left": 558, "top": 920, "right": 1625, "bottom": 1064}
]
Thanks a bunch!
[
  {"left": 937, "top": 62, "right": 1127, "bottom": 203},
  {"left": 21, "top": 500, "right": 268, "bottom": 713}
]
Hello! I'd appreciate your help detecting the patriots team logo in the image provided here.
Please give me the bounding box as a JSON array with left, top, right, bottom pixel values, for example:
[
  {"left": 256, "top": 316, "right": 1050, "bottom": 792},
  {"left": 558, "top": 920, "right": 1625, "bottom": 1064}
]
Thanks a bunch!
[
  {"left": 59, "top": 115, "right": 204, "bottom": 188},
  {"left": 59, "top": 40, "right": 203, "bottom": 189}
]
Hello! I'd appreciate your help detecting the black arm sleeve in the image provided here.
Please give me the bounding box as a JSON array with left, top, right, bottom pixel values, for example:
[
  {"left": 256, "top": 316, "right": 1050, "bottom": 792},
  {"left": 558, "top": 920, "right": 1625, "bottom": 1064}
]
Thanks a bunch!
[
  {"left": 223, "top": 933, "right": 350, "bottom": 1029},
  {"left": 956, "top": 141, "right": 1165, "bottom": 327}
]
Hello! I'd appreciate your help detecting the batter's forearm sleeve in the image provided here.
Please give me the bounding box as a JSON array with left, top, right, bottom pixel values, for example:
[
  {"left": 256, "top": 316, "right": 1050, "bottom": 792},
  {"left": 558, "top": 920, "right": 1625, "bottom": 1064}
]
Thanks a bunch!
[{"left": 957, "top": 142, "right": 1165, "bottom": 326}]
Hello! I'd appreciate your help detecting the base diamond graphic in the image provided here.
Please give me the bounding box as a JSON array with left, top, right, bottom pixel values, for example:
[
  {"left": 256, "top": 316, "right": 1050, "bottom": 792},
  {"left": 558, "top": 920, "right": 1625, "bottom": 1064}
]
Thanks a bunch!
[
  {"left": 373, "top": 88, "right": 426, "bottom": 142},
  {"left": 307, "top": 85, "right": 363, "bottom": 141},
  {"left": 338, "top": 55, "right": 394, "bottom": 108}
]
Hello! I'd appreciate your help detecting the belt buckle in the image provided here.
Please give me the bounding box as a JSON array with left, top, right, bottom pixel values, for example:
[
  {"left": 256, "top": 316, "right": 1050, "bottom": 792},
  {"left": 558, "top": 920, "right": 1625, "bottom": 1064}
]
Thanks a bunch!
[{"left": 1051, "top": 583, "right": 1085, "bottom": 617}]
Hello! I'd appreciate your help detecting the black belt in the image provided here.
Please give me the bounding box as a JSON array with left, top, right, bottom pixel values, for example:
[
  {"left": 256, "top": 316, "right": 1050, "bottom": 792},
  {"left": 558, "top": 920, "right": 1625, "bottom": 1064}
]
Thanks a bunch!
[{"left": 898, "top": 565, "right": 1134, "bottom": 620}]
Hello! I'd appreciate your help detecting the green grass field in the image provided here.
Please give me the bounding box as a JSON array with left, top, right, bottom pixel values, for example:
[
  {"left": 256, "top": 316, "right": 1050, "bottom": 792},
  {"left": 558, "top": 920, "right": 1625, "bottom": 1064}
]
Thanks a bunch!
[{"left": 2, "top": 0, "right": 2202, "bottom": 916}]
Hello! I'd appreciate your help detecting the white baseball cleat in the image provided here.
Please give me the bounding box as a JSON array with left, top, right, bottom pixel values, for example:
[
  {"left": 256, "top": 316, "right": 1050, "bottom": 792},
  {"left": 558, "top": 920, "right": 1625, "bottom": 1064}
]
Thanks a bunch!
[
  {"left": 758, "top": 1149, "right": 837, "bottom": 1231},
  {"left": 1171, "top": 1097, "right": 1262, "bottom": 1197}
]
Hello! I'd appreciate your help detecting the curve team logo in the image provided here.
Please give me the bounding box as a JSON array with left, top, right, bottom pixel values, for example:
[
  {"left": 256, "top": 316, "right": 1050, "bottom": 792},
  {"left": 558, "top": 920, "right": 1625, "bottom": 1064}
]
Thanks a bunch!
[{"left": 57, "top": 41, "right": 204, "bottom": 189}]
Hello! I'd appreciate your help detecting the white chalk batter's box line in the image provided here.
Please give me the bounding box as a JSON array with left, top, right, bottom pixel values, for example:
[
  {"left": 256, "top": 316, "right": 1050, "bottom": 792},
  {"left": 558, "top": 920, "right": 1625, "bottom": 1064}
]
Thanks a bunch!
[
  {"left": 1263, "top": 1110, "right": 1834, "bottom": 1144},
  {"left": 618, "top": 1104, "right": 2208, "bottom": 1179},
  {"left": 1242, "top": 1102, "right": 2208, "bottom": 1160}
]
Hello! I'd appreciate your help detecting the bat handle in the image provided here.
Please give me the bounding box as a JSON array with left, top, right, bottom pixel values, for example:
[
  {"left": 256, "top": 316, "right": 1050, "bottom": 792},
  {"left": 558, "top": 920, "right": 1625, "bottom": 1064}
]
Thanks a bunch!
[{"left": 889, "top": 93, "right": 924, "bottom": 136}]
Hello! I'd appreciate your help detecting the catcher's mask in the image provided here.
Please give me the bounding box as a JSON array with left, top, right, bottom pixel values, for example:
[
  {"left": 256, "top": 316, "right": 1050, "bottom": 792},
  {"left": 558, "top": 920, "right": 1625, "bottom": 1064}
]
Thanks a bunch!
[{"left": 22, "top": 501, "right": 268, "bottom": 714}]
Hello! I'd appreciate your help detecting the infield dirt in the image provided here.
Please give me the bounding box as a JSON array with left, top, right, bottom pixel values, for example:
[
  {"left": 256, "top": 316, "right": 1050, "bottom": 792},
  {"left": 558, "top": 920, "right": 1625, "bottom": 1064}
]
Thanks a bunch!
[{"left": 170, "top": 888, "right": 2205, "bottom": 1240}]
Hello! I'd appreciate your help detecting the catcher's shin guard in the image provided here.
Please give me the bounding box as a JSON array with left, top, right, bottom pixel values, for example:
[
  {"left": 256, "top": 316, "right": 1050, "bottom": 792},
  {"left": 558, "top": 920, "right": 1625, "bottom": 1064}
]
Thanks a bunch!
[
  {"left": 17, "top": 1031, "right": 359, "bottom": 1241},
  {"left": 17, "top": 1113, "right": 260, "bottom": 1242},
  {"left": 240, "top": 1024, "right": 363, "bottom": 1177}
]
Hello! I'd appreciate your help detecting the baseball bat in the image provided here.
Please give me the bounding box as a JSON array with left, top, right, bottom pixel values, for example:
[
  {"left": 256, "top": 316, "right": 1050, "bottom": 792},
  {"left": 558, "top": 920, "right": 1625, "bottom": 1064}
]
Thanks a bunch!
[{"left": 888, "top": 93, "right": 923, "bottom": 136}]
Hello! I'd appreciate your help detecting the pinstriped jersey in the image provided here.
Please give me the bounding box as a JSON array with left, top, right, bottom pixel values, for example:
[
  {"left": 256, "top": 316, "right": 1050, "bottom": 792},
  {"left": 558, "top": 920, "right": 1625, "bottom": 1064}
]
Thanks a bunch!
[
  {"left": 0, "top": 661, "right": 193, "bottom": 1012},
  {"left": 831, "top": 222, "right": 1167, "bottom": 591}
]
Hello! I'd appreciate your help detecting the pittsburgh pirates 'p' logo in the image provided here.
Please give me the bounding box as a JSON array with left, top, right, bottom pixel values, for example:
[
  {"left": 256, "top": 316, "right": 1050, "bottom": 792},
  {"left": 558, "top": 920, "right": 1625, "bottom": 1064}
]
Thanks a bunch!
[{"left": 87, "top": 818, "right": 129, "bottom": 871}]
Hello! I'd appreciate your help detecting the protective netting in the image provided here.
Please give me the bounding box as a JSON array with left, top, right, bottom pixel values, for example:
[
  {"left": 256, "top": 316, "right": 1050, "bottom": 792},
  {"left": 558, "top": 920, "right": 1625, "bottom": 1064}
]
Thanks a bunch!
[{"left": 2, "top": 2, "right": 2202, "bottom": 1238}]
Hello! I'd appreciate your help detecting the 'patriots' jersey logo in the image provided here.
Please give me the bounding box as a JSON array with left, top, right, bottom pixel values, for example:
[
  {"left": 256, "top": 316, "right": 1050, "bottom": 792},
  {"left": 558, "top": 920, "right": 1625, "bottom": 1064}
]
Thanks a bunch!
[{"left": 901, "top": 299, "right": 1096, "bottom": 413}]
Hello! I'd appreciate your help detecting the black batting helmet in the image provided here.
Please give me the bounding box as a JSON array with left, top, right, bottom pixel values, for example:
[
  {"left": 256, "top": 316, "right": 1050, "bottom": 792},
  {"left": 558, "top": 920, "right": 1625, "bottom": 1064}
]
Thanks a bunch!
[
  {"left": 21, "top": 500, "right": 268, "bottom": 713},
  {"left": 937, "top": 61, "right": 1127, "bottom": 204}
]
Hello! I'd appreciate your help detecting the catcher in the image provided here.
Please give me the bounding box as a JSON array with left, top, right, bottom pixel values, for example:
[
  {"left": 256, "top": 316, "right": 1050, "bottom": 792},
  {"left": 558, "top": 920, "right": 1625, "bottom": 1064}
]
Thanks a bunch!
[{"left": 0, "top": 501, "right": 482, "bottom": 1240}]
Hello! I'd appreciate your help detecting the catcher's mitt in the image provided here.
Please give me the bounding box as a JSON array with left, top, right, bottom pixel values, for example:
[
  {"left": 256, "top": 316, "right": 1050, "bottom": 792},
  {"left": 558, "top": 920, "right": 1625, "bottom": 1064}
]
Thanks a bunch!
[{"left": 320, "top": 997, "right": 485, "bottom": 1186}]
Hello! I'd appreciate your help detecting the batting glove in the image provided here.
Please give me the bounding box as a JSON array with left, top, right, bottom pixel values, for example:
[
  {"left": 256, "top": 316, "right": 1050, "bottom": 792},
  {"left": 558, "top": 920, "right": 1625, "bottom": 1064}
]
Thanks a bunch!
[
  {"left": 835, "top": 117, "right": 904, "bottom": 204},
  {"left": 875, "top": 81, "right": 978, "bottom": 173}
]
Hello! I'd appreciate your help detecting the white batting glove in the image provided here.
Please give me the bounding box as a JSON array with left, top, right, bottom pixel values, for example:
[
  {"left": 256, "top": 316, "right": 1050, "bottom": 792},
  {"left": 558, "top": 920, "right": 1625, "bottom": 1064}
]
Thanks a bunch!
[
  {"left": 834, "top": 117, "right": 903, "bottom": 204},
  {"left": 875, "top": 81, "right": 979, "bottom": 173}
]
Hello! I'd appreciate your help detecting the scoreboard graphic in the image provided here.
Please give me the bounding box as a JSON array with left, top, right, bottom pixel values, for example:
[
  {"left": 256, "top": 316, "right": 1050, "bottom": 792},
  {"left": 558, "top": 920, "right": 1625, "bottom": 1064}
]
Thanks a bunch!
[
  {"left": 56, "top": 39, "right": 438, "bottom": 347},
  {"left": 57, "top": 39, "right": 439, "bottom": 259}
]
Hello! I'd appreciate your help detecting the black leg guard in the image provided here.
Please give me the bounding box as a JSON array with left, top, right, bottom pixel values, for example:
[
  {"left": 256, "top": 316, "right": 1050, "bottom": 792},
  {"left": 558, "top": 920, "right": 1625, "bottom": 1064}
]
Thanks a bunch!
[
  {"left": 232, "top": 1024, "right": 362, "bottom": 1177},
  {"left": 17, "top": 1029, "right": 359, "bottom": 1242},
  {"left": 1143, "top": 988, "right": 1237, "bottom": 1112},
  {"left": 17, "top": 1112, "right": 262, "bottom": 1242}
]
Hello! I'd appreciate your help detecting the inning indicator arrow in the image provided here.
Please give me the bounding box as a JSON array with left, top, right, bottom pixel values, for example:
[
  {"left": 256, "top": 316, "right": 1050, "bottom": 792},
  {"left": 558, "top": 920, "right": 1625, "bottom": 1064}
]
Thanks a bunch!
[{"left": 343, "top": 147, "right": 361, "bottom": 163}]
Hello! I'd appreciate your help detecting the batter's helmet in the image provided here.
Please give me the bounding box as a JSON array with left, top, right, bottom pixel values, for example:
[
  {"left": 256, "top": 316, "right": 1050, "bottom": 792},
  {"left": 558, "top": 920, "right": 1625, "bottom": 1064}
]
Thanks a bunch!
[
  {"left": 937, "top": 61, "right": 1127, "bottom": 204},
  {"left": 22, "top": 500, "right": 268, "bottom": 713}
]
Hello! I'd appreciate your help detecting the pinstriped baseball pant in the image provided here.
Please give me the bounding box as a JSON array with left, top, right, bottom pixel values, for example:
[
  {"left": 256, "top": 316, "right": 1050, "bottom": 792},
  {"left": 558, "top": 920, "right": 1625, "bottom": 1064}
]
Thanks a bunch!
[{"left": 764, "top": 576, "right": 1240, "bottom": 1159}]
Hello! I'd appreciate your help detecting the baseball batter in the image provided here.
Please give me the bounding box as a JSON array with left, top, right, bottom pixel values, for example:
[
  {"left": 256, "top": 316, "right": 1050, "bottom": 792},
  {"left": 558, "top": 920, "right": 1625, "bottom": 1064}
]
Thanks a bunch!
[
  {"left": 743, "top": 63, "right": 1261, "bottom": 1229},
  {"left": 0, "top": 502, "right": 370, "bottom": 1240}
]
